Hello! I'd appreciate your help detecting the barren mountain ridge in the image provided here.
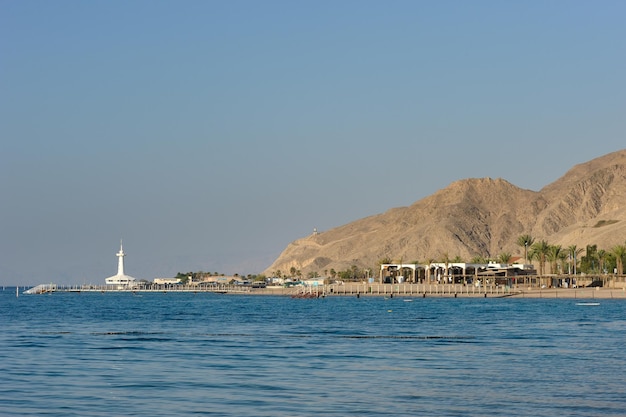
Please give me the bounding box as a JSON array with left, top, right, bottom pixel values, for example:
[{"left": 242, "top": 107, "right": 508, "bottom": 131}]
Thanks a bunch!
[{"left": 264, "top": 149, "right": 626, "bottom": 276}]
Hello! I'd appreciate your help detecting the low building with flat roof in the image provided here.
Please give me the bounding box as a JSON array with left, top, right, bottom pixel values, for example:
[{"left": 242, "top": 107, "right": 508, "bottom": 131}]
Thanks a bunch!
[{"left": 153, "top": 278, "right": 182, "bottom": 285}]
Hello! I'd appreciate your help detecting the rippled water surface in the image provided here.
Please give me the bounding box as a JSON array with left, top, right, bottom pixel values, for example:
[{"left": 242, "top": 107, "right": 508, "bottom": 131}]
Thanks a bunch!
[{"left": 1, "top": 289, "right": 626, "bottom": 416}]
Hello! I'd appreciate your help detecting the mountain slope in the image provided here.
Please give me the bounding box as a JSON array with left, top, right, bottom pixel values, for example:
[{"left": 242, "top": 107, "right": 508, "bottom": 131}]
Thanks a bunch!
[{"left": 263, "top": 149, "right": 626, "bottom": 276}]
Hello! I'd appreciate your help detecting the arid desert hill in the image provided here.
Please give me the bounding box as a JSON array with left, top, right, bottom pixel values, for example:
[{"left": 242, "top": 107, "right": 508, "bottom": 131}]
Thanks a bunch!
[{"left": 264, "top": 149, "right": 626, "bottom": 277}]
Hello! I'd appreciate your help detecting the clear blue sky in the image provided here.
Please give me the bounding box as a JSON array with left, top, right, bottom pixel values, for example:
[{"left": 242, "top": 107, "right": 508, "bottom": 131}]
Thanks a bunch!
[{"left": 1, "top": 1, "right": 625, "bottom": 286}]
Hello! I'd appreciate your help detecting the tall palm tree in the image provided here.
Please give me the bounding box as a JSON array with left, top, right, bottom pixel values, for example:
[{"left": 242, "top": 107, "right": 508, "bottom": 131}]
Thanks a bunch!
[
  {"left": 517, "top": 234, "right": 535, "bottom": 264},
  {"left": 558, "top": 251, "right": 569, "bottom": 276},
  {"left": 584, "top": 244, "right": 599, "bottom": 273},
  {"left": 567, "top": 245, "right": 584, "bottom": 275},
  {"left": 611, "top": 245, "right": 626, "bottom": 275},
  {"left": 530, "top": 240, "right": 550, "bottom": 277},
  {"left": 351, "top": 265, "right": 359, "bottom": 281},
  {"left": 547, "top": 245, "right": 562, "bottom": 274},
  {"left": 527, "top": 250, "right": 537, "bottom": 265},
  {"left": 597, "top": 249, "right": 608, "bottom": 274}
]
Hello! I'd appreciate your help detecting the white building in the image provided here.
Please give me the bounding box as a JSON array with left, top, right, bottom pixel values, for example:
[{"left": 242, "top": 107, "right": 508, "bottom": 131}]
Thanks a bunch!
[
  {"left": 105, "top": 241, "right": 139, "bottom": 288},
  {"left": 153, "top": 278, "right": 181, "bottom": 285}
]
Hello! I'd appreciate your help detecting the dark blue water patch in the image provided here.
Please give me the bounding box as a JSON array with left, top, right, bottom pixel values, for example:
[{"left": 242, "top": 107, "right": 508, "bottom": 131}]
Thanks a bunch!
[{"left": 92, "top": 331, "right": 168, "bottom": 335}]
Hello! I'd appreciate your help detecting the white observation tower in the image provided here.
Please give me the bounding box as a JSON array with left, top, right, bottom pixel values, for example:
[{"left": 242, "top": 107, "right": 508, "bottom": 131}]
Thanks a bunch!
[
  {"left": 105, "top": 240, "right": 138, "bottom": 288},
  {"left": 116, "top": 242, "right": 126, "bottom": 276}
]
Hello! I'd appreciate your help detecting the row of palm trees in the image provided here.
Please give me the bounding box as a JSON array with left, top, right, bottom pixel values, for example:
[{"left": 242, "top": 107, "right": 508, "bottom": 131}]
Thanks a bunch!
[
  {"left": 515, "top": 234, "right": 626, "bottom": 275},
  {"left": 272, "top": 266, "right": 362, "bottom": 281}
]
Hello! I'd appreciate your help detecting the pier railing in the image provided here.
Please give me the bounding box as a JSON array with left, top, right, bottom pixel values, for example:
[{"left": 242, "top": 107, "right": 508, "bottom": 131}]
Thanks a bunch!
[
  {"left": 325, "top": 283, "right": 514, "bottom": 297},
  {"left": 24, "top": 282, "right": 514, "bottom": 297},
  {"left": 23, "top": 274, "right": 626, "bottom": 297}
]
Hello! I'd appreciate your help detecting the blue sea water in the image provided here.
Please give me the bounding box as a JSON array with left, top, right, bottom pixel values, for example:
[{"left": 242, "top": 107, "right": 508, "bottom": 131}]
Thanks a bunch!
[{"left": 1, "top": 289, "right": 626, "bottom": 416}]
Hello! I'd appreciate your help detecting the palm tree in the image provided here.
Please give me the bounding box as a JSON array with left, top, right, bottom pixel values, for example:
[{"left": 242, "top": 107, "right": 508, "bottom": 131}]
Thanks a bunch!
[
  {"left": 567, "top": 245, "right": 583, "bottom": 275},
  {"left": 597, "top": 249, "right": 608, "bottom": 274},
  {"left": 530, "top": 240, "right": 550, "bottom": 277},
  {"left": 611, "top": 245, "right": 626, "bottom": 275},
  {"left": 351, "top": 265, "right": 359, "bottom": 281},
  {"left": 517, "top": 234, "right": 535, "bottom": 264},
  {"left": 582, "top": 244, "right": 599, "bottom": 273},
  {"left": 496, "top": 252, "right": 512, "bottom": 280},
  {"left": 471, "top": 255, "right": 488, "bottom": 264},
  {"left": 558, "top": 250, "right": 569, "bottom": 276},
  {"left": 546, "top": 245, "right": 562, "bottom": 274},
  {"left": 498, "top": 252, "right": 512, "bottom": 264}
]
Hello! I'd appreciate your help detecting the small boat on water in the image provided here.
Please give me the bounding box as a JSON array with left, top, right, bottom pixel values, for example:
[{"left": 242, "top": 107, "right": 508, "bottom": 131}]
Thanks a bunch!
[
  {"left": 575, "top": 302, "right": 600, "bottom": 306},
  {"left": 24, "top": 284, "right": 57, "bottom": 294}
]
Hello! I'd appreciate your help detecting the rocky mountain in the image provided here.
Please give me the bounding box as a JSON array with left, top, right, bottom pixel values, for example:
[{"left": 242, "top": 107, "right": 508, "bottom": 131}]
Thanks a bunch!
[{"left": 264, "top": 149, "right": 626, "bottom": 276}]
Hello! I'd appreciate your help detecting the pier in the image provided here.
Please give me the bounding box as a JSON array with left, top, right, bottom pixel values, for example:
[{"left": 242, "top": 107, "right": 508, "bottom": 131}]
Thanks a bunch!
[{"left": 22, "top": 282, "right": 626, "bottom": 299}]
